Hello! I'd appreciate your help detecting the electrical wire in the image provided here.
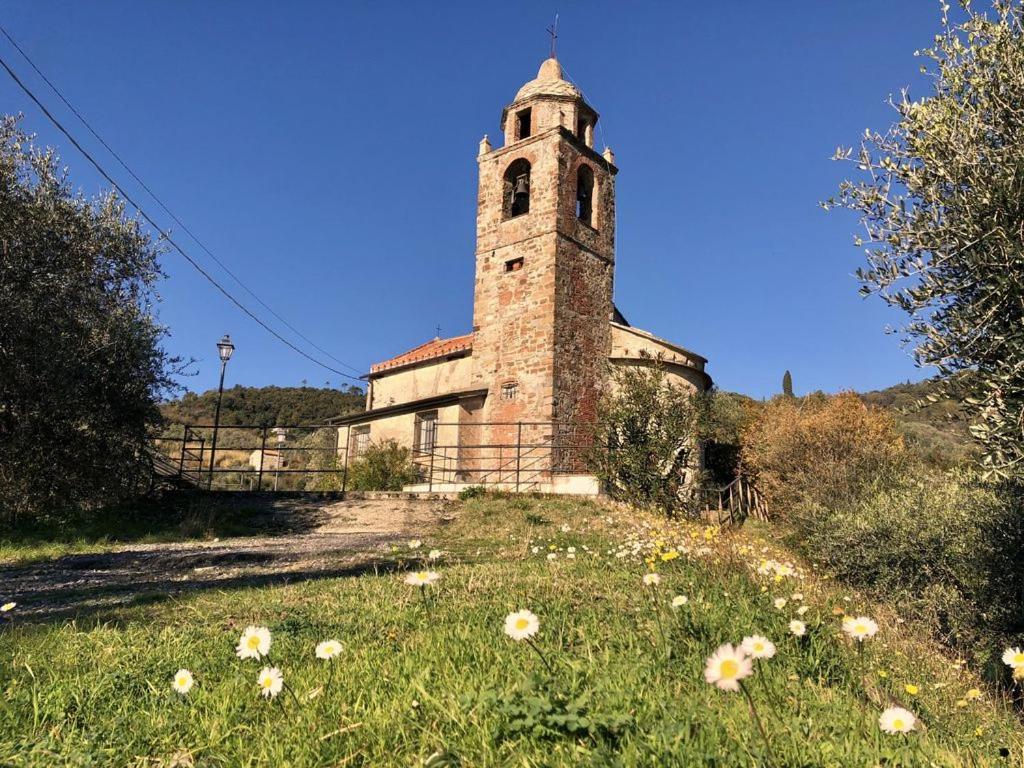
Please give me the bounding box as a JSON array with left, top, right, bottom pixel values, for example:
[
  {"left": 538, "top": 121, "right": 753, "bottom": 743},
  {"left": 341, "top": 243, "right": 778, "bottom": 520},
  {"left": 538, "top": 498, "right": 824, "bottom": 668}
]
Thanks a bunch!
[{"left": 0, "top": 49, "right": 364, "bottom": 382}]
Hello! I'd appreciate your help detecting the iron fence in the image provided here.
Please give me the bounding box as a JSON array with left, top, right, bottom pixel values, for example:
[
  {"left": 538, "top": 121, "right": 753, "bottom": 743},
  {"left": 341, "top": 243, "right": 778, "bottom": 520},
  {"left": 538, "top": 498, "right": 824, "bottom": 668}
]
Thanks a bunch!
[{"left": 152, "top": 421, "right": 599, "bottom": 492}]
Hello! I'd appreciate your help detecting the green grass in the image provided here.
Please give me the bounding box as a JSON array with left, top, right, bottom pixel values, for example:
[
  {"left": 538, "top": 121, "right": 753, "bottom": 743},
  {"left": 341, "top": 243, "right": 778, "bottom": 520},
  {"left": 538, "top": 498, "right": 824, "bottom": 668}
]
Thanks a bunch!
[{"left": 0, "top": 496, "right": 1020, "bottom": 766}]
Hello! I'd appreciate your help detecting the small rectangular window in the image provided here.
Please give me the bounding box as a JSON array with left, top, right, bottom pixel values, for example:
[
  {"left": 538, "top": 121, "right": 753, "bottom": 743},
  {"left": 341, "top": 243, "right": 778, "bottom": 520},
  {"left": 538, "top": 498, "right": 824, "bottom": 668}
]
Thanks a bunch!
[
  {"left": 504, "top": 257, "right": 524, "bottom": 272},
  {"left": 516, "top": 108, "right": 532, "bottom": 140},
  {"left": 501, "top": 382, "right": 518, "bottom": 400},
  {"left": 351, "top": 425, "right": 370, "bottom": 456},
  {"left": 414, "top": 410, "right": 438, "bottom": 454}
]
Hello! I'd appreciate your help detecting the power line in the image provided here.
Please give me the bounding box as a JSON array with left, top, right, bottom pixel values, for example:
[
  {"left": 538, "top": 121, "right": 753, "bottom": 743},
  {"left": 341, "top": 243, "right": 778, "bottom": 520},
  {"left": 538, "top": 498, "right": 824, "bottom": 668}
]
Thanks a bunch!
[
  {"left": 0, "top": 23, "right": 362, "bottom": 377},
  {"left": 0, "top": 51, "right": 364, "bottom": 382}
]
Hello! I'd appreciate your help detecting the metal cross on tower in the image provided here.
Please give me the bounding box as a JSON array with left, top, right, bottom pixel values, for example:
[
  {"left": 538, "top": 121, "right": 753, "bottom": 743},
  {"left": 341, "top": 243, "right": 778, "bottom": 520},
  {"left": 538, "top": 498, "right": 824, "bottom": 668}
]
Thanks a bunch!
[{"left": 547, "top": 14, "right": 559, "bottom": 59}]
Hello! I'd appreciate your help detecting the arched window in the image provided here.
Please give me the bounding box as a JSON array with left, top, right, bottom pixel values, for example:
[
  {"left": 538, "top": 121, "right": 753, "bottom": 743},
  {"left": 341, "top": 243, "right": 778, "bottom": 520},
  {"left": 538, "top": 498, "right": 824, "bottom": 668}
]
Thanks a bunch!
[
  {"left": 576, "top": 164, "right": 594, "bottom": 225},
  {"left": 504, "top": 159, "right": 531, "bottom": 218}
]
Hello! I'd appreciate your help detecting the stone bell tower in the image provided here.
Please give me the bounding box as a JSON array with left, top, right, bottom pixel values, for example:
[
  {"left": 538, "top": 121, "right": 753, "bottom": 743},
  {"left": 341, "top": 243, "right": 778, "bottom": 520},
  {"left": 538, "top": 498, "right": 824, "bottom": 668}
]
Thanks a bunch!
[{"left": 472, "top": 57, "right": 618, "bottom": 445}]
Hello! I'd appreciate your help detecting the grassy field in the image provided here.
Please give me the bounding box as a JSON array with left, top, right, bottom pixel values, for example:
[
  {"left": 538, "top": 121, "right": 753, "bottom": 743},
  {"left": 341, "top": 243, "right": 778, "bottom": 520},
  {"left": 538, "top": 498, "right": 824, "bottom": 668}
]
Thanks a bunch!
[{"left": 0, "top": 495, "right": 1021, "bottom": 766}]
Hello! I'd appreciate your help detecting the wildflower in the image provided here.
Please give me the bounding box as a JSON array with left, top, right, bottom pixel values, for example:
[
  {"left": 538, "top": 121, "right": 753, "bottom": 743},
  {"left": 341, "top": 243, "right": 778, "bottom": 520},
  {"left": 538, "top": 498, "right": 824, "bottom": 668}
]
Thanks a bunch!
[
  {"left": 531, "top": 546, "right": 540, "bottom": 554},
  {"left": 789, "top": 620, "right": 806, "bottom": 637},
  {"left": 671, "top": 595, "right": 688, "bottom": 608},
  {"left": 315, "top": 640, "right": 342, "bottom": 660},
  {"left": 791, "top": 592, "right": 804, "bottom": 601},
  {"left": 773, "top": 597, "right": 787, "bottom": 610},
  {"left": 236, "top": 626, "right": 272, "bottom": 660},
  {"left": 0, "top": 602, "right": 15, "bottom": 613},
  {"left": 1001, "top": 647, "right": 1024, "bottom": 669},
  {"left": 404, "top": 571, "right": 440, "bottom": 587},
  {"left": 661, "top": 550, "right": 679, "bottom": 562},
  {"left": 560, "top": 524, "right": 571, "bottom": 533},
  {"left": 904, "top": 683, "right": 919, "bottom": 696},
  {"left": 741, "top": 635, "right": 777, "bottom": 659},
  {"left": 428, "top": 549, "right": 442, "bottom": 561},
  {"left": 504, "top": 610, "right": 539, "bottom": 641},
  {"left": 642, "top": 573, "right": 661, "bottom": 587},
  {"left": 171, "top": 669, "right": 194, "bottom": 695},
  {"left": 704, "top": 643, "right": 753, "bottom": 692},
  {"left": 566, "top": 546, "right": 576, "bottom": 554},
  {"left": 796, "top": 605, "right": 809, "bottom": 616},
  {"left": 965, "top": 688, "right": 982, "bottom": 701},
  {"left": 842, "top": 615, "right": 879, "bottom": 642},
  {"left": 546, "top": 552, "right": 557, "bottom": 561},
  {"left": 1014, "top": 666, "right": 1024, "bottom": 683},
  {"left": 408, "top": 539, "right": 422, "bottom": 549},
  {"left": 878, "top": 670, "right": 889, "bottom": 679},
  {"left": 878, "top": 706, "right": 917, "bottom": 734},
  {"left": 257, "top": 666, "right": 284, "bottom": 699}
]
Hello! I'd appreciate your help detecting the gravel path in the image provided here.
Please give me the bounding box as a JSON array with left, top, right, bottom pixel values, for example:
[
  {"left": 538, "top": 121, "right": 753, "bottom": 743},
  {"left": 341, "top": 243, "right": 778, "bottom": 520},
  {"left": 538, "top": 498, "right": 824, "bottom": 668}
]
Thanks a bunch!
[{"left": 2, "top": 496, "right": 456, "bottom": 623}]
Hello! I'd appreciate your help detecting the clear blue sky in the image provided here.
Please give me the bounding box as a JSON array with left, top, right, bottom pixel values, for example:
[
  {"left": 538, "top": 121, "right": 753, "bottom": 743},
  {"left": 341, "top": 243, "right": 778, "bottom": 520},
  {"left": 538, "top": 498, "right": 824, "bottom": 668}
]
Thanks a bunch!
[{"left": 1, "top": 1, "right": 951, "bottom": 399}]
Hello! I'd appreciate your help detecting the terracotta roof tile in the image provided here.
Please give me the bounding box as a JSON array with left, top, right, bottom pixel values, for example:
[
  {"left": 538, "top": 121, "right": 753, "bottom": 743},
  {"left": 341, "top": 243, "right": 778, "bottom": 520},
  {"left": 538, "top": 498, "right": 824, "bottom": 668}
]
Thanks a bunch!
[{"left": 369, "top": 333, "right": 473, "bottom": 374}]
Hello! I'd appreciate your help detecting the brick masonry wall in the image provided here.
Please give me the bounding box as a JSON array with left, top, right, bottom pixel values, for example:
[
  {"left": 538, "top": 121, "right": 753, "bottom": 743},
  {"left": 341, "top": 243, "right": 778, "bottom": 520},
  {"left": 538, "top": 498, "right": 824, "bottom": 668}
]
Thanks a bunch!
[{"left": 471, "top": 120, "right": 617, "bottom": 466}]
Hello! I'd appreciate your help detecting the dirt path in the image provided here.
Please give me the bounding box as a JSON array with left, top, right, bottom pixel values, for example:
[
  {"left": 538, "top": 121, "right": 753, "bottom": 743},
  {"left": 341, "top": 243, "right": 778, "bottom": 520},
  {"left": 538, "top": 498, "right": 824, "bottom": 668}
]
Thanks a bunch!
[{"left": 3, "top": 496, "right": 456, "bottom": 623}]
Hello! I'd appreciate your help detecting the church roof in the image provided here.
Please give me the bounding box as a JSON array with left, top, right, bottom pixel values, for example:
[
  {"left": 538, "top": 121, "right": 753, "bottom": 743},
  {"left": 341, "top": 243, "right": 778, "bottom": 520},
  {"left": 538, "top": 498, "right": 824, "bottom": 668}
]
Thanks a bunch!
[
  {"left": 368, "top": 333, "right": 473, "bottom": 376},
  {"left": 513, "top": 57, "right": 582, "bottom": 102}
]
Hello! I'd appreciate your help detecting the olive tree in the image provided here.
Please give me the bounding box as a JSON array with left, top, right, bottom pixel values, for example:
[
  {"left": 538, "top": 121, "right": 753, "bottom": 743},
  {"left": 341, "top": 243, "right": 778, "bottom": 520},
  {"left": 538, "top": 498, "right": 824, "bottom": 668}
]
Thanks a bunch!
[
  {"left": 825, "top": 1, "right": 1024, "bottom": 478},
  {"left": 0, "top": 116, "right": 176, "bottom": 525}
]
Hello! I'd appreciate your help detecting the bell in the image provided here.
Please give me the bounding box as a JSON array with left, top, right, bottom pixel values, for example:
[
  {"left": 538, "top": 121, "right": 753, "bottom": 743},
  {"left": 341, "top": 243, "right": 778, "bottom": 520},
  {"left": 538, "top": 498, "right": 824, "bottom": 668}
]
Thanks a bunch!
[{"left": 513, "top": 174, "right": 529, "bottom": 196}]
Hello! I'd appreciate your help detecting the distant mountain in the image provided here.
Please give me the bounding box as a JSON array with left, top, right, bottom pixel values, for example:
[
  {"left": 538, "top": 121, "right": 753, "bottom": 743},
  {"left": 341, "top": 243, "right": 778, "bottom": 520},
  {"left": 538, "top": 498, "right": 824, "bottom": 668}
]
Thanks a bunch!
[{"left": 161, "top": 385, "right": 365, "bottom": 427}]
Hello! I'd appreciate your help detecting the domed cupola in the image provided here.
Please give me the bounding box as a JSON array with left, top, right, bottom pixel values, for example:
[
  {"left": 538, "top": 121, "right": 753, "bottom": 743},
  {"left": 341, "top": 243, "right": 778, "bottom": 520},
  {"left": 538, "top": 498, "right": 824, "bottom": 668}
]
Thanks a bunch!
[{"left": 500, "top": 58, "right": 599, "bottom": 149}]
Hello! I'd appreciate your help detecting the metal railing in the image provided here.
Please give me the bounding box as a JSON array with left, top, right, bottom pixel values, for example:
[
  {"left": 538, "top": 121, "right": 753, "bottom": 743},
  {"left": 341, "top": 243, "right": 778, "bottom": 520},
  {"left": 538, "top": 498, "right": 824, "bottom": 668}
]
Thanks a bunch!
[{"left": 151, "top": 421, "right": 597, "bottom": 493}]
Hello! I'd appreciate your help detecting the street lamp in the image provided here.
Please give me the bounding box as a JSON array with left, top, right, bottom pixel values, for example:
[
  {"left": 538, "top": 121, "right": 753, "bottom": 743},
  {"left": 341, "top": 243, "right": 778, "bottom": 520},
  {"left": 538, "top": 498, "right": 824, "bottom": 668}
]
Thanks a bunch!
[{"left": 207, "top": 334, "right": 235, "bottom": 489}]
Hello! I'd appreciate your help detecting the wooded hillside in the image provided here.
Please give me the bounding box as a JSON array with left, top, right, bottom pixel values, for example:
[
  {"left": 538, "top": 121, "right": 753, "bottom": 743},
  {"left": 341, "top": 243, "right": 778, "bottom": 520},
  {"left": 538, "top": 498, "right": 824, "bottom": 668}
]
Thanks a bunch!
[{"left": 160, "top": 385, "right": 365, "bottom": 426}]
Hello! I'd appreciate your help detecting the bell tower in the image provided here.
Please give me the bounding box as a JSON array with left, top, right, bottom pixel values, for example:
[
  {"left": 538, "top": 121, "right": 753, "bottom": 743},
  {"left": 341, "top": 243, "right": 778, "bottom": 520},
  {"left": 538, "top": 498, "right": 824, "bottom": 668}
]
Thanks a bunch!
[{"left": 471, "top": 57, "right": 618, "bottom": 444}]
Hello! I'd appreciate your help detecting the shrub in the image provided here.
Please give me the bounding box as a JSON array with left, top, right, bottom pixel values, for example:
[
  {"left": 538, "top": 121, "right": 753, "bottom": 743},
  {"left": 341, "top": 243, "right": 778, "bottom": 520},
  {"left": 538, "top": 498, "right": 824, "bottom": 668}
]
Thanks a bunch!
[
  {"left": 586, "top": 362, "right": 712, "bottom": 516},
  {"left": 345, "top": 440, "right": 416, "bottom": 491},
  {"left": 741, "top": 392, "right": 910, "bottom": 514},
  {"left": 789, "top": 471, "right": 1024, "bottom": 660}
]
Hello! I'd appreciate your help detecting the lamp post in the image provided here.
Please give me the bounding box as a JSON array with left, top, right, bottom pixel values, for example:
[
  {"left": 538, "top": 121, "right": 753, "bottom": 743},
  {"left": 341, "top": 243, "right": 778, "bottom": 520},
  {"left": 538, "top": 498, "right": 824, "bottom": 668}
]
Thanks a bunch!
[
  {"left": 207, "top": 333, "right": 235, "bottom": 489},
  {"left": 272, "top": 427, "right": 287, "bottom": 491}
]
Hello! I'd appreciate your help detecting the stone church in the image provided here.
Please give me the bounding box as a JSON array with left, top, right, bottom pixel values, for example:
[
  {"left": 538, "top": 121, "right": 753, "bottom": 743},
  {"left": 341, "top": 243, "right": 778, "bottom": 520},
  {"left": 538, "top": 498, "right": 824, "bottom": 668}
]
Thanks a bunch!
[{"left": 333, "top": 57, "right": 711, "bottom": 493}]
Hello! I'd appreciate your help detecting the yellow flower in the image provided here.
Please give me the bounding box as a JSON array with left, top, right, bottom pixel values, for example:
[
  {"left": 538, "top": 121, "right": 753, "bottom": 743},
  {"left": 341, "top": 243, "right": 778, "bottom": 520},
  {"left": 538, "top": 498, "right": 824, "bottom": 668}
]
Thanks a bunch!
[
  {"left": 0, "top": 602, "right": 15, "bottom": 613},
  {"left": 877, "top": 670, "right": 889, "bottom": 679},
  {"left": 965, "top": 688, "right": 982, "bottom": 701},
  {"left": 904, "top": 683, "right": 919, "bottom": 696},
  {"left": 660, "top": 550, "right": 679, "bottom": 562}
]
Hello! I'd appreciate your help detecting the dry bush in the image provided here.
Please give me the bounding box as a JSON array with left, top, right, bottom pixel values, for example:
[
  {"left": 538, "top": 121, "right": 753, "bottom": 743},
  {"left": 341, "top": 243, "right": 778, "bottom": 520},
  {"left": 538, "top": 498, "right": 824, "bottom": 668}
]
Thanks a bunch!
[{"left": 740, "top": 392, "right": 910, "bottom": 514}]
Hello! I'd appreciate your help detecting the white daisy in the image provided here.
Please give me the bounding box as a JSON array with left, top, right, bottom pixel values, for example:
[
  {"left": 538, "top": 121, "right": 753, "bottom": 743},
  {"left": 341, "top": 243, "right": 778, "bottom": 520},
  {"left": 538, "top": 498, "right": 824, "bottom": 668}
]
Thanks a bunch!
[
  {"left": 504, "top": 609, "right": 540, "bottom": 641},
  {"left": 789, "top": 620, "right": 807, "bottom": 637},
  {"left": 878, "top": 706, "right": 916, "bottom": 734},
  {"left": 642, "top": 573, "right": 661, "bottom": 587},
  {"left": 428, "top": 549, "right": 443, "bottom": 561},
  {"left": 773, "top": 597, "right": 788, "bottom": 609},
  {"left": 1001, "top": 647, "right": 1024, "bottom": 669},
  {"left": 704, "top": 643, "right": 753, "bottom": 692},
  {"left": 671, "top": 595, "right": 689, "bottom": 608},
  {"left": 315, "top": 639, "right": 342, "bottom": 660},
  {"left": 236, "top": 626, "right": 272, "bottom": 660},
  {"left": 404, "top": 571, "right": 440, "bottom": 587},
  {"left": 842, "top": 616, "right": 879, "bottom": 642},
  {"left": 741, "top": 635, "right": 777, "bottom": 659},
  {"left": 171, "top": 668, "right": 194, "bottom": 695},
  {"left": 408, "top": 539, "right": 422, "bottom": 549},
  {"left": 257, "top": 666, "right": 284, "bottom": 699}
]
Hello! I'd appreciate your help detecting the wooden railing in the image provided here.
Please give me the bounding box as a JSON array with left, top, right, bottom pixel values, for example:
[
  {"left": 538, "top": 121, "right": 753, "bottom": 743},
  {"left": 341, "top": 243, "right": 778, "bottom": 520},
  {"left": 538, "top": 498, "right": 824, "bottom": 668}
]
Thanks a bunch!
[{"left": 705, "top": 476, "right": 769, "bottom": 525}]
